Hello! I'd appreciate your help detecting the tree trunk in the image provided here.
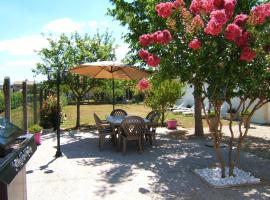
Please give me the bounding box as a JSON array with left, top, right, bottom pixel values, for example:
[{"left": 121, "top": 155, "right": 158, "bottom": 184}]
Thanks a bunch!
[
  {"left": 193, "top": 84, "right": 204, "bottom": 137},
  {"left": 76, "top": 96, "right": 81, "bottom": 128},
  {"left": 161, "top": 110, "right": 165, "bottom": 126},
  {"left": 215, "top": 143, "right": 226, "bottom": 178},
  {"left": 228, "top": 103, "right": 235, "bottom": 177}
]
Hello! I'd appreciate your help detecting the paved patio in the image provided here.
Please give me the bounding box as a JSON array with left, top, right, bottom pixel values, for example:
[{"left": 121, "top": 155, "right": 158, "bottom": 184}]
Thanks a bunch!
[{"left": 26, "top": 126, "right": 270, "bottom": 200}]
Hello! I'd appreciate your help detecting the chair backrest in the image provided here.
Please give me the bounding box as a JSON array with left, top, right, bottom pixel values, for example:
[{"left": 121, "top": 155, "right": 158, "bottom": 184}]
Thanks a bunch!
[
  {"left": 152, "top": 112, "right": 161, "bottom": 124},
  {"left": 146, "top": 110, "right": 157, "bottom": 121},
  {"left": 93, "top": 113, "right": 103, "bottom": 132},
  {"left": 120, "top": 116, "right": 145, "bottom": 137},
  {"left": 110, "top": 109, "right": 127, "bottom": 117}
]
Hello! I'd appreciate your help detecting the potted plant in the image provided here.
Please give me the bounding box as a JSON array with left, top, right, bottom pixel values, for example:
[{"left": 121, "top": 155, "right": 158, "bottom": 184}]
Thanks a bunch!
[
  {"left": 28, "top": 124, "right": 43, "bottom": 145},
  {"left": 40, "top": 95, "right": 64, "bottom": 131},
  {"left": 208, "top": 111, "right": 218, "bottom": 132},
  {"left": 226, "top": 108, "right": 237, "bottom": 120},
  {"left": 242, "top": 110, "right": 251, "bottom": 128},
  {"left": 167, "top": 118, "right": 177, "bottom": 129}
]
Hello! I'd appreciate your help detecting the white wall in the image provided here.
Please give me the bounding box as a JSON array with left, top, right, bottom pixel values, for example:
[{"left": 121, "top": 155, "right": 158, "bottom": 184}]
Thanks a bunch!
[
  {"left": 176, "top": 85, "right": 270, "bottom": 124},
  {"left": 176, "top": 84, "right": 194, "bottom": 106}
]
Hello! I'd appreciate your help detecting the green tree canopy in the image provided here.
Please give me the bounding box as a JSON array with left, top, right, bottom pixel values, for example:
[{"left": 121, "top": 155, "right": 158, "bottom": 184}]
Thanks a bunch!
[{"left": 34, "top": 32, "right": 116, "bottom": 128}]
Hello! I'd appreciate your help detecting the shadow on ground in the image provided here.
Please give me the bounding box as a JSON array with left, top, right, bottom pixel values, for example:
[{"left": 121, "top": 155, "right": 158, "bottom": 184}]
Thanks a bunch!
[{"left": 59, "top": 130, "right": 270, "bottom": 200}]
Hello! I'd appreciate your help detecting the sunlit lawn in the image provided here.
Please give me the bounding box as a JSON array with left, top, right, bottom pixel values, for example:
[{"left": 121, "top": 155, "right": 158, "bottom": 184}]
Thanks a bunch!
[
  {"left": 0, "top": 106, "right": 35, "bottom": 129},
  {"left": 62, "top": 103, "right": 232, "bottom": 129}
]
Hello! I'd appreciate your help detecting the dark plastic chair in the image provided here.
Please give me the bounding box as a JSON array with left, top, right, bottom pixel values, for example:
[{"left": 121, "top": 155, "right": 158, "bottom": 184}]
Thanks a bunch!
[
  {"left": 145, "top": 112, "right": 161, "bottom": 145},
  {"left": 146, "top": 110, "right": 158, "bottom": 121},
  {"left": 93, "top": 113, "right": 113, "bottom": 151},
  {"left": 119, "top": 116, "right": 145, "bottom": 155},
  {"left": 110, "top": 109, "right": 128, "bottom": 117}
]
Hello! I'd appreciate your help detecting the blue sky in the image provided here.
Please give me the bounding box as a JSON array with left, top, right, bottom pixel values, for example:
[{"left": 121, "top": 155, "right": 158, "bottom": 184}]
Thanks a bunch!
[{"left": 0, "top": 0, "right": 128, "bottom": 83}]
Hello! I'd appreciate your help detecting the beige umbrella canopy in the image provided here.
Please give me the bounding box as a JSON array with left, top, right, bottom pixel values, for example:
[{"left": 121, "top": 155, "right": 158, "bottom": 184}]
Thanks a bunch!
[{"left": 70, "top": 61, "right": 151, "bottom": 110}]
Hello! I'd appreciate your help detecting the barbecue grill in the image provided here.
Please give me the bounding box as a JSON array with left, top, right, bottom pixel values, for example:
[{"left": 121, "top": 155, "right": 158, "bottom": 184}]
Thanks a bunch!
[{"left": 0, "top": 117, "right": 37, "bottom": 200}]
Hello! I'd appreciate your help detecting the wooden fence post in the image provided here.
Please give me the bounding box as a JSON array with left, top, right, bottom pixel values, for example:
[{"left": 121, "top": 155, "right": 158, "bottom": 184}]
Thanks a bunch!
[
  {"left": 33, "top": 82, "right": 38, "bottom": 124},
  {"left": 3, "top": 77, "right": 11, "bottom": 122},
  {"left": 39, "top": 88, "right": 43, "bottom": 108},
  {"left": 22, "top": 81, "right": 28, "bottom": 133}
]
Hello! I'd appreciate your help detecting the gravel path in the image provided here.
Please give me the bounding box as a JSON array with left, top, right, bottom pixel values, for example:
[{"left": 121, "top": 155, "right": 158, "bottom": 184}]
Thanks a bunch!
[{"left": 26, "top": 128, "right": 270, "bottom": 200}]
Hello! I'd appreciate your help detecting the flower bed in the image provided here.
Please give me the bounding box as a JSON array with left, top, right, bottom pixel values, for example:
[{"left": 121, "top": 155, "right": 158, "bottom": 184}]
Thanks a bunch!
[{"left": 194, "top": 167, "right": 260, "bottom": 188}]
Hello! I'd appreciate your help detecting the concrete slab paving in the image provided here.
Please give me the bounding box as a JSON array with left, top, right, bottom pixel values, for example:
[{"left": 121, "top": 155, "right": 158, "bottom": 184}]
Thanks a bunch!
[{"left": 26, "top": 127, "right": 270, "bottom": 200}]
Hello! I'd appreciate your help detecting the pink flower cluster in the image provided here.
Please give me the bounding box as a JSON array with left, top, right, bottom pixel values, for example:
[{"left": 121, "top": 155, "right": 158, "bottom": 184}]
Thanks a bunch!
[
  {"left": 225, "top": 23, "right": 242, "bottom": 42},
  {"left": 249, "top": 3, "right": 270, "bottom": 25},
  {"left": 152, "top": 30, "right": 173, "bottom": 45},
  {"left": 236, "top": 31, "right": 250, "bottom": 48},
  {"left": 233, "top": 14, "right": 248, "bottom": 26},
  {"left": 156, "top": 2, "right": 174, "bottom": 18},
  {"left": 139, "top": 34, "right": 152, "bottom": 46},
  {"left": 205, "top": 9, "right": 227, "bottom": 36},
  {"left": 240, "top": 47, "right": 256, "bottom": 62},
  {"left": 189, "top": 0, "right": 235, "bottom": 17},
  {"left": 139, "top": 30, "right": 172, "bottom": 46},
  {"left": 224, "top": 0, "right": 236, "bottom": 19},
  {"left": 189, "top": 39, "right": 202, "bottom": 50},
  {"left": 138, "top": 78, "right": 150, "bottom": 91},
  {"left": 138, "top": 49, "right": 160, "bottom": 67},
  {"left": 173, "top": 0, "right": 185, "bottom": 8},
  {"left": 224, "top": 21, "right": 255, "bottom": 61},
  {"left": 190, "top": 0, "right": 214, "bottom": 14},
  {"left": 214, "top": 0, "right": 224, "bottom": 9}
]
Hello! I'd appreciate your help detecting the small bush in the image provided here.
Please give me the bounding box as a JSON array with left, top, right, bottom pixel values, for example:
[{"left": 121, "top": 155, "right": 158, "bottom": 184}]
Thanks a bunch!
[
  {"left": 40, "top": 95, "right": 64, "bottom": 130},
  {"left": 28, "top": 124, "right": 43, "bottom": 133}
]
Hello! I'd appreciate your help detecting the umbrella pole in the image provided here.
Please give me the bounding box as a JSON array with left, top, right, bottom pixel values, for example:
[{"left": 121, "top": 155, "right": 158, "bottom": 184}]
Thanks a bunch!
[{"left": 112, "top": 77, "right": 115, "bottom": 110}]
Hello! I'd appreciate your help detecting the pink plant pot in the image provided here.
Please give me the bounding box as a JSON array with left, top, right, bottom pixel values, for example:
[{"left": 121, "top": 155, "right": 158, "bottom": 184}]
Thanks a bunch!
[
  {"left": 167, "top": 120, "right": 177, "bottom": 130},
  {"left": 34, "top": 132, "right": 41, "bottom": 145}
]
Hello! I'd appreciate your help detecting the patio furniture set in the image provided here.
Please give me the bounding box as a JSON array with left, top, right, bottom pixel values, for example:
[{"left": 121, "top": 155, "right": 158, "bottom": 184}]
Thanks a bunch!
[{"left": 94, "top": 109, "right": 160, "bottom": 154}]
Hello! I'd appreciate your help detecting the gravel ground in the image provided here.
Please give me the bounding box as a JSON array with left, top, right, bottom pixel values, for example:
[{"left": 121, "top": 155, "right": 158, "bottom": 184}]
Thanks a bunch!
[
  {"left": 187, "top": 123, "right": 270, "bottom": 160},
  {"left": 26, "top": 127, "right": 270, "bottom": 200}
]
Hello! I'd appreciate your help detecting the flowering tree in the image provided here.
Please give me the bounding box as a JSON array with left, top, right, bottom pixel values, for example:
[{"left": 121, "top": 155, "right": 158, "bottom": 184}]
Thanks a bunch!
[
  {"left": 139, "top": 77, "right": 184, "bottom": 124},
  {"left": 138, "top": 0, "right": 270, "bottom": 178},
  {"left": 109, "top": 0, "right": 207, "bottom": 137}
]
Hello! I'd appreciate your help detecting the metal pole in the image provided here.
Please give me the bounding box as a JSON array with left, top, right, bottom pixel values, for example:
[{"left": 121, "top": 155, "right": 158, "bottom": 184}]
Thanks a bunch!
[
  {"left": 112, "top": 77, "right": 115, "bottom": 111},
  {"left": 3, "top": 77, "right": 11, "bottom": 122},
  {"left": 33, "top": 82, "right": 38, "bottom": 124},
  {"left": 22, "top": 81, "right": 28, "bottom": 134},
  {"left": 55, "top": 68, "right": 63, "bottom": 158}
]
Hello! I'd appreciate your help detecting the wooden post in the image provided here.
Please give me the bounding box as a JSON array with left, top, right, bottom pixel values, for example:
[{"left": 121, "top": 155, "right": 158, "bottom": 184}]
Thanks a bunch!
[
  {"left": 39, "top": 88, "right": 43, "bottom": 107},
  {"left": 33, "top": 82, "right": 38, "bottom": 124},
  {"left": 3, "top": 77, "right": 11, "bottom": 122},
  {"left": 22, "top": 81, "right": 28, "bottom": 133}
]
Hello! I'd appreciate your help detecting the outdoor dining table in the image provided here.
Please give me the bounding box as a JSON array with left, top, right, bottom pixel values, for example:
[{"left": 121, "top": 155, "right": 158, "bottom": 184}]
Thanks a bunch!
[
  {"left": 105, "top": 115, "right": 151, "bottom": 150},
  {"left": 106, "top": 115, "right": 151, "bottom": 126}
]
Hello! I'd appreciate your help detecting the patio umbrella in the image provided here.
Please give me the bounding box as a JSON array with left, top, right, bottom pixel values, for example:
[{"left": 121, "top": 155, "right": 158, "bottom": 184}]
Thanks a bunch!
[{"left": 70, "top": 61, "right": 151, "bottom": 110}]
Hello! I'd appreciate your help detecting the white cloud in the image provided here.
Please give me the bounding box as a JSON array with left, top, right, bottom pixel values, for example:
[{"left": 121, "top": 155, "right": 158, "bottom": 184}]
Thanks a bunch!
[
  {"left": 87, "top": 20, "right": 109, "bottom": 31},
  {"left": 0, "top": 35, "right": 48, "bottom": 56},
  {"left": 0, "top": 59, "right": 45, "bottom": 82},
  {"left": 0, "top": 18, "right": 124, "bottom": 81},
  {"left": 2, "top": 59, "right": 38, "bottom": 68},
  {"left": 115, "top": 43, "right": 130, "bottom": 61},
  {"left": 42, "top": 18, "right": 86, "bottom": 33},
  {"left": 0, "top": 18, "right": 114, "bottom": 57}
]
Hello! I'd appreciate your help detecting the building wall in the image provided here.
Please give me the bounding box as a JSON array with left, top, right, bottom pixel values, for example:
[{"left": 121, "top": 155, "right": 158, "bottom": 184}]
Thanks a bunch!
[{"left": 176, "top": 85, "right": 270, "bottom": 124}]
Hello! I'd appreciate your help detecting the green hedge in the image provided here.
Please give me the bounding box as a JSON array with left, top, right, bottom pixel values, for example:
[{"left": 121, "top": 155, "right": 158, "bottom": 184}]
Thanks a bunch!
[{"left": 0, "top": 91, "right": 23, "bottom": 112}]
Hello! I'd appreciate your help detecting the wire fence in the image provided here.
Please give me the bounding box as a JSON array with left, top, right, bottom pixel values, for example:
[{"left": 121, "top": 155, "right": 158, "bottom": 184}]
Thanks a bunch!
[{"left": 0, "top": 79, "right": 40, "bottom": 130}]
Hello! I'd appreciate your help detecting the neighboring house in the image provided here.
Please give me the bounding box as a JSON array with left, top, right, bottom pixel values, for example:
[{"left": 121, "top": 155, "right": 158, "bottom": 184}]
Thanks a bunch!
[
  {"left": 12, "top": 81, "right": 34, "bottom": 92},
  {"left": 176, "top": 84, "right": 270, "bottom": 124}
]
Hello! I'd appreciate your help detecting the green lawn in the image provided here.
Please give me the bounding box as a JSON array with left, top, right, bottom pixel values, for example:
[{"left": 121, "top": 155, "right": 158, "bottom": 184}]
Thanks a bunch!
[
  {"left": 0, "top": 105, "right": 36, "bottom": 129},
  {"left": 62, "top": 104, "right": 232, "bottom": 129}
]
